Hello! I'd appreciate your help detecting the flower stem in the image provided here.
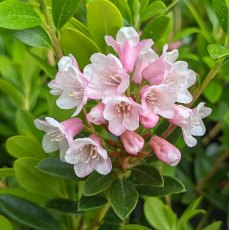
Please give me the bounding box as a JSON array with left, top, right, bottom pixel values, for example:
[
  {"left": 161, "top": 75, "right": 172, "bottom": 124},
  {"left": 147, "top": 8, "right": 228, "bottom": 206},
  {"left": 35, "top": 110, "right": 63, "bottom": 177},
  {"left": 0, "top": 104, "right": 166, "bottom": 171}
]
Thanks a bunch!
[{"left": 37, "top": 0, "right": 63, "bottom": 59}]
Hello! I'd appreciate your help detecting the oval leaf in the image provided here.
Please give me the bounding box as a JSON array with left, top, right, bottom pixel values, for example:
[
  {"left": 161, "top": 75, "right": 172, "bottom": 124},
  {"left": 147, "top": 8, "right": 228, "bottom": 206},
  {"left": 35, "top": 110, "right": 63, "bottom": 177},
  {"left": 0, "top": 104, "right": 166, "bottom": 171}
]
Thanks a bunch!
[
  {"left": 123, "top": 224, "right": 151, "bottom": 230},
  {"left": 0, "top": 0, "right": 41, "bottom": 30},
  {"left": 14, "top": 157, "right": 62, "bottom": 198},
  {"left": 13, "top": 27, "right": 52, "bottom": 48},
  {"left": 87, "top": 0, "right": 123, "bottom": 51},
  {"left": 78, "top": 195, "right": 107, "bottom": 211},
  {"left": 141, "top": 16, "right": 170, "bottom": 42},
  {"left": 46, "top": 198, "right": 78, "bottom": 214},
  {"left": 109, "top": 178, "right": 139, "bottom": 220},
  {"left": 52, "top": 0, "right": 80, "bottom": 30},
  {"left": 137, "top": 176, "right": 186, "bottom": 196},
  {"left": 0, "top": 215, "right": 12, "bottom": 230},
  {"left": 129, "top": 165, "right": 163, "bottom": 186},
  {"left": 6, "top": 135, "right": 46, "bottom": 159},
  {"left": 0, "top": 195, "right": 61, "bottom": 230},
  {"left": 84, "top": 172, "right": 114, "bottom": 196},
  {"left": 61, "top": 28, "right": 100, "bottom": 69},
  {"left": 36, "top": 156, "right": 77, "bottom": 180},
  {"left": 207, "top": 44, "right": 229, "bottom": 59}
]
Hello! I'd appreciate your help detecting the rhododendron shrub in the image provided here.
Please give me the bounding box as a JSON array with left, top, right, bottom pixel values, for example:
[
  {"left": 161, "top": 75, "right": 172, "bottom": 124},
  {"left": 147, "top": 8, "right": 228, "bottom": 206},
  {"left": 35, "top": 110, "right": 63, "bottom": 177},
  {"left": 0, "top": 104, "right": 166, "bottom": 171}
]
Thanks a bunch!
[{"left": 0, "top": 0, "right": 228, "bottom": 229}]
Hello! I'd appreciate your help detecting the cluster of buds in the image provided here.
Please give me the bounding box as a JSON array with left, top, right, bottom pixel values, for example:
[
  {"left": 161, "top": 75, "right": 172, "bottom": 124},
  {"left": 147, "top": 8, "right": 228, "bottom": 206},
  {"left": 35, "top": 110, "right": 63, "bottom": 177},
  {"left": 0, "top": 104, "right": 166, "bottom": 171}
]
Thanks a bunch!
[{"left": 35, "top": 27, "right": 211, "bottom": 178}]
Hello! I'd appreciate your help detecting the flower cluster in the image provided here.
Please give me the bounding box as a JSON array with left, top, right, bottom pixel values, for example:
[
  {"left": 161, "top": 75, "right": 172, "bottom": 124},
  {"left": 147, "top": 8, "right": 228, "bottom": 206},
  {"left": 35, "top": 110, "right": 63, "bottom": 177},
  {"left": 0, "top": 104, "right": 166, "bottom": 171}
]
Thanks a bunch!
[{"left": 35, "top": 27, "right": 211, "bottom": 178}]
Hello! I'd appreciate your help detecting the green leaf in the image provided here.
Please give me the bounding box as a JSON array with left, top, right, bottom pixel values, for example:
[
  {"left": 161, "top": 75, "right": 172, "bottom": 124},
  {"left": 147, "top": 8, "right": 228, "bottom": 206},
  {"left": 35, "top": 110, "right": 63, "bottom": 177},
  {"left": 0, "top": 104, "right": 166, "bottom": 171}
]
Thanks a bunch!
[
  {"left": 14, "top": 157, "right": 62, "bottom": 198},
  {"left": 46, "top": 198, "right": 78, "bottom": 214},
  {"left": 129, "top": 165, "right": 163, "bottom": 186},
  {"left": 137, "top": 176, "right": 186, "bottom": 196},
  {"left": 110, "top": 178, "right": 139, "bottom": 220},
  {"left": 144, "top": 197, "right": 177, "bottom": 230},
  {"left": 78, "top": 195, "right": 107, "bottom": 211},
  {"left": 0, "top": 79, "right": 24, "bottom": 108},
  {"left": 52, "top": 0, "right": 80, "bottom": 30},
  {"left": 122, "top": 224, "right": 151, "bottom": 230},
  {"left": 207, "top": 44, "right": 229, "bottom": 59},
  {"left": 28, "top": 52, "right": 56, "bottom": 78},
  {"left": 0, "top": 0, "right": 41, "bottom": 30},
  {"left": 61, "top": 28, "right": 100, "bottom": 69},
  {"left": 84, "top": 172, "right": 114, "bottom": 196},
  {"left": 12, "top": 27, "right": 52, "bottom": 48},
  {"left": 212, "top": 0, "right": 228, "bottom": 32},
  {"left": 0, "top": 195, "right": 61, "bottom": 230},
  {"left": 87, "top": 0, "right": 123, "bottom": 51},
  {"left": 0, "top": 215, "right": 12, "bottom": 230},
  {"left": 6, "top": 135, "right": 46, "bottom": 159},
  {"left": 203, "top": 81, "right": 223, "bottom": 103},
  {"left": 36, "top": 157, "right": 77, "bottom": 180},
  {"left": 0, "top": 168, "right": 15, "bottom": 178},
  {"left": 16, "top": 110, "right": 42, "bottom": 140},
  {"left": 141, "top": 1, "right": 167, "bottom": 22},
  {"left": 141, "top": 16, "right": 170, "bottom": 42},
  {"left": 202, "top": 221, "right": 222, "bottom": 230}
]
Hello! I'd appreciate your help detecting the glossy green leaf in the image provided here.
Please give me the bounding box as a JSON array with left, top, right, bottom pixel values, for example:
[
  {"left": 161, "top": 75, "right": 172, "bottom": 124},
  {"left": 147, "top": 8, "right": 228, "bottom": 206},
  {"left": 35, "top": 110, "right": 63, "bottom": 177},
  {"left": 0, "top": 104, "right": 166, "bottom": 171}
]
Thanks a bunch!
[
  {"left": 129, "top": 165, "right": 163, "bottom": 186},
  {"left": 0, "top": 0, "right": 41, "bottom": 29},
  {"left": 141, "top": 16, "right": 170, "bottom": 42},
  {"left": 61, "top": 28, "right": 100, "bottom": 69},
  {"left": 99, "top": 222, "right": 122, "bottom": 230},
  {"left": 6, "top": 135, "right": 46, "bottom": 159},
  {"left": 110, "top": 178, "right": 139, "bottom": 220},
  {"left": 52, "top": 0, "right": 80, "bottom": 30},
  {"left": 212, "top": 0, "right": 228, "bottom": 32},
  {"left": 202, "top": 221, "right": 222, "bottom": 230},
  {"left": 12, "top": 27, "right": 52, "bottom": 48},
  {"left": 137, "top": 176, "right": 186, "bottom": 196},
  {"left": 14, "top": 157, "right": 62, "bottom": 198},
  {"left": 207, "top": 44, "right": 229, "bottom": 59},
  {"left": 84, "top": 172, "right": 114, "bottom": 196},
  {"left": 16, "top": 110, "right": 42, "bottom": 140},
  {"left": 203, "top": 81, "right": 222, "bottom": 103},
  {"left": 141, "top": 1, "right": 167, "bottom": 22},
  {"left": 0, "top": 79, "right": 24, "bottom": 108},
  {"left": 36, "top": 156, "right": 77, "bottom": 180},
  {"left": 46, "top": 198, "right": 78, "bottom": 214},
  {"left": 0, "top": 215, "right": 12, "bottom": 230},
  {"left": 122, "top": 224, "right": 151, "bottom": 230},
  {"left": 0, "top": 168, "right": 15, "bottom": 177},
  {"left": 87, "top": 0, "right": 123, "bottom": 51},
  {"left": 0, "top": 195, "right": 61, "bottom": 230},
  {"left": 144, "top": 197, "right": 177, "bottom": 230},
  {"left": 78, "top": 195, "right": 107, "bottom": 211}
]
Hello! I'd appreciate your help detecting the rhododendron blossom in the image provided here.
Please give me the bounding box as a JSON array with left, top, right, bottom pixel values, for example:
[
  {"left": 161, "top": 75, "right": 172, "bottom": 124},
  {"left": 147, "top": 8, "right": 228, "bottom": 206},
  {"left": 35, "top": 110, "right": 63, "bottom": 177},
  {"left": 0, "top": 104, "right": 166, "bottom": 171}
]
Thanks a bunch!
[
  {"left": 35, "top": 26, "right": 211, "bottom": 177},
  {"left": 34, "top": 117, "right": 83, "bottom": 161}
]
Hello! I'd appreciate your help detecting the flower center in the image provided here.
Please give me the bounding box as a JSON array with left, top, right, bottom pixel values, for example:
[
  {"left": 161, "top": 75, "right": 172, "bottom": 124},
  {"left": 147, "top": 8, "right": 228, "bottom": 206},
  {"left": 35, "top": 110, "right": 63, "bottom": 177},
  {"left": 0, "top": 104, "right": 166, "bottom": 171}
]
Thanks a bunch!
[
  {"left": 79, "top": 144, "right": 99, "bottom": 163},
  {"left": 116, "top": 102, "right": 131, "bottom": 118},
  {"left": 48, "top": 128, "right": 65, "bottom": 142},
  {"left": 146, "top": 91, "right": 158, "bottom": 105},
  {"left": 101, "top": 74, "right": 121, "bottom": 86}
]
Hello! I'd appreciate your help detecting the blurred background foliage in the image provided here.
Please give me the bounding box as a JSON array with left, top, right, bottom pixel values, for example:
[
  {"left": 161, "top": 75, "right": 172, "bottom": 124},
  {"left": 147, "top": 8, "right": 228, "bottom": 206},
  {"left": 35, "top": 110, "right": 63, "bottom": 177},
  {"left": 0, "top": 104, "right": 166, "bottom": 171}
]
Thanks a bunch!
[{"left": 0, "top": 0, "right": 228, "bottom": 229}]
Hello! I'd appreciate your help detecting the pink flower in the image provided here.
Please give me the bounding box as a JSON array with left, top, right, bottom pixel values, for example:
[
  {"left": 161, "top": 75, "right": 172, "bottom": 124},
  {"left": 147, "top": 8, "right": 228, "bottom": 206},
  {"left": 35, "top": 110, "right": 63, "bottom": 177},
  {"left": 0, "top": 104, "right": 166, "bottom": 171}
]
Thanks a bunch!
[
  {"left": 48, "top": 55, "right": 88, "bottom": 116},
  {"left": 143, "top": 44, "right": 178, "bottom": 84},
  {"left": 150, "top": 136, "right": 181, "bottom": 166},
  {"left": 132, "top": 48, "right": 158, "bottom": 84},
  {"left": 86, "top": 103, "right": 106, "bottom": 125},
  {"left": 84, "top": 53, "right": 129, "bottom": 102},
  {"left": 103, "top": 96, "right": 143, "bottom": 136},
  {"left": 170, "top": 103, "right": 212, "bottom": 147},
  {"left": 141, "top": 85, "right": 177, "bottom": 119},
  {"left": 120, "top": 130, "right": 144, "bottom": 155},
  {"left": 65, "top": 134, "right": 112, "bottom": 178},
  {"left": 34, "top": 117, "right": 83, "bottom": 161},
  {"left": 140, "top": 109, "right": 159, "bottom": 128},
  {"left": 105, "top": 27, "right": 153, "bottom": 72}
]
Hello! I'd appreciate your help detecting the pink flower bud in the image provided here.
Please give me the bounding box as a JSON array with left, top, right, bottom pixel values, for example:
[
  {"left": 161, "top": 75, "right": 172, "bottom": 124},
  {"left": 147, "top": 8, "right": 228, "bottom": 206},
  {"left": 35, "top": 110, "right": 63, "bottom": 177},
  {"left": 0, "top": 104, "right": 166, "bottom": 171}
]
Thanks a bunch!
[
  {"left": 149, "top": 136, "right": 181, "bottom": 166},
  {"left": 86, "top": 103, "right": 106, "bottom": 125},
  {"left": 140, "top": 110, "right": 159, "bottom": 128},
  {"left": 120, "top": 130, "right": 144, "bottom": 155}
]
